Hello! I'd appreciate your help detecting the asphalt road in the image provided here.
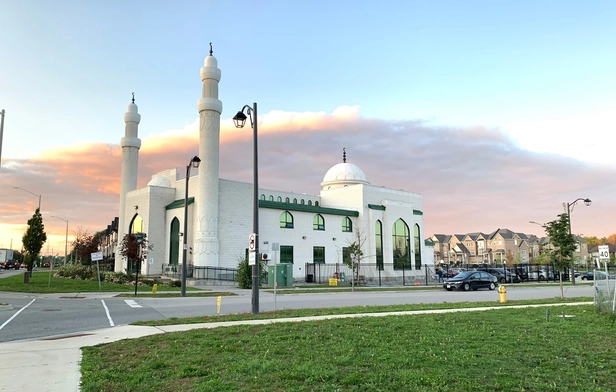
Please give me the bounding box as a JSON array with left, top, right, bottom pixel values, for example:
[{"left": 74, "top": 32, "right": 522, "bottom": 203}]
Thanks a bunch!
[{"left": 0, "top": 281, "right": 595, "bottom": 343}]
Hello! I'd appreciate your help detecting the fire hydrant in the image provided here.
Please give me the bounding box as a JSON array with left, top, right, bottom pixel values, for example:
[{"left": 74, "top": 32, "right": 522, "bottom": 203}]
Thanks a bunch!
[{"left": 499, "top": 285, "right": 507, "bottom": 303}]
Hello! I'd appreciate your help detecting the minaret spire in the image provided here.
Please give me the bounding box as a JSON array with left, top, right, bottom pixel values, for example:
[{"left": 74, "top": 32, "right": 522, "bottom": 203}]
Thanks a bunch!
[
  {"left": 343, "top": 148, "right": 347, "bottom": 163},
  {"left": 195, "top": 47, "right": 222, "bottom": 266},
  {"left": 115, "top": 94, "right": 141, "bottom": 272}
]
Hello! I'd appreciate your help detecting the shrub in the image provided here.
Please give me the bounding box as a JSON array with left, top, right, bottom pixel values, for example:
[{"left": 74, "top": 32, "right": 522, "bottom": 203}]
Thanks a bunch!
[{"left": 55, "top": 263, "right": 95, "bottom": 280}]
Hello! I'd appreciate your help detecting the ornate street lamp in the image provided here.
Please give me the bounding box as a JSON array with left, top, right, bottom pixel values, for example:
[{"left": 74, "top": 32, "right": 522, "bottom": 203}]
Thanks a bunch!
[
  {"left": 233, "top": 103, "right": 260, "bottom": 315},
  {"left": 182, "top": 155, "right": 201, "bottom": 297}
]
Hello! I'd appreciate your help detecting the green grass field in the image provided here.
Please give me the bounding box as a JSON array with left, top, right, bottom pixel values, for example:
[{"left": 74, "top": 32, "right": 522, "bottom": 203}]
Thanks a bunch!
[{"left": 81, "top": 300, "right": 615, "bottom": 391}]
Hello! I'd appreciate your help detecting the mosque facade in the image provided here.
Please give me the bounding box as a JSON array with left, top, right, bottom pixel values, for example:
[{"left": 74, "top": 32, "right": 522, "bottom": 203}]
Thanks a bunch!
[{"left": 114, "top": 49, "right": 433, "bottom": 283}]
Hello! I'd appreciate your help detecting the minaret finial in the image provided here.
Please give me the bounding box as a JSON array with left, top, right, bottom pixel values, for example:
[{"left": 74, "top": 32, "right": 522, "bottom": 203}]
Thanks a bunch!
[
  {"left": 209, "top": 42, "right": 213, "bottom": 56},
  {"left": 343, "top": 148, "right": 346, "bottom": 163},
  {"left": 132, "top": 92, "right": 135, "bottom": 103}
]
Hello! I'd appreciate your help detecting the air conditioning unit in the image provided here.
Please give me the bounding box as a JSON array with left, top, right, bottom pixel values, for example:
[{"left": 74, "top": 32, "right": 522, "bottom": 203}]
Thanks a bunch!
[{"left": 262, "top": 253, "right": 270, "bottom": 261}]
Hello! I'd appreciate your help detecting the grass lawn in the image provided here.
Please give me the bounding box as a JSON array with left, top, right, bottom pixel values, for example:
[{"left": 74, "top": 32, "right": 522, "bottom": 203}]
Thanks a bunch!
[
  {"left": 81, "top": 301, "right": 614, "bottom": 391},
  {"left": 0, "top": 272, "right": 201, "bottom": 294}
]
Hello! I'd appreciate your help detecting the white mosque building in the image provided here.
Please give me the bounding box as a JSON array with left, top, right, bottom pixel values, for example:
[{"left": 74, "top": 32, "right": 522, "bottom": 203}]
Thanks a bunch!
[{"left": 114, "top": 47, "right": 433, "bottom": 284}]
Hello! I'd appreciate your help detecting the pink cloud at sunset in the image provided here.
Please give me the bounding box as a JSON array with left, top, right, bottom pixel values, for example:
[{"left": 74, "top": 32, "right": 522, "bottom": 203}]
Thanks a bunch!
[{"left": 1, "top": 107, "right": 614, "bottom": 253}]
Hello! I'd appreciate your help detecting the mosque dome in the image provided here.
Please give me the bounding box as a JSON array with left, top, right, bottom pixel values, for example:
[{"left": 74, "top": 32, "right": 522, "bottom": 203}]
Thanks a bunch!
[
  {"left": 320, "top": 161, "right": 369, "bottom": 190},
  {"left": 147, "top": 176, "right": 172, "bottom": 188}
]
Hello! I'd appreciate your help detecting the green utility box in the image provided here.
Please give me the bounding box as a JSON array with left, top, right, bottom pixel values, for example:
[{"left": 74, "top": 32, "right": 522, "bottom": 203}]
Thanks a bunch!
[{"left": 268, "top": 263, "right": 294, "bottom": 287}]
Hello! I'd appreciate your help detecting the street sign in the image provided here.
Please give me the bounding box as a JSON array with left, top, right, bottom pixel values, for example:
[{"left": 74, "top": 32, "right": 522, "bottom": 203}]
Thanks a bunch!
[
  {"left": 598, "top": 245, "right": 610, "bottom": 261},
  {"left": 248, "top": 252, "right": 256, "bottom": 265},
  {"left": 91, "top": 252, "right": 103, "bottom": 261},
  {"left": 249, "top": 233, "right": 256, "bottom": 251}
]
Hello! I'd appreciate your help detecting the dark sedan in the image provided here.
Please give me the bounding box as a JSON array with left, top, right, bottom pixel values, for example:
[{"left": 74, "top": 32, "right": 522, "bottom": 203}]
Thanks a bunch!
[{"left": 443, "top": 271, "right": 498, "bottom": 291}]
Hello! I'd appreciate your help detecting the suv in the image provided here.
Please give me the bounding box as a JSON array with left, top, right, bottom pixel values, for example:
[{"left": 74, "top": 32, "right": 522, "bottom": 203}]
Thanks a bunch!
[
  {"left": 487, "top": 268, "right": 520, "bottom": 283},
  {"left": 1, "top": 260, "right": 20, "bottom": 270}
]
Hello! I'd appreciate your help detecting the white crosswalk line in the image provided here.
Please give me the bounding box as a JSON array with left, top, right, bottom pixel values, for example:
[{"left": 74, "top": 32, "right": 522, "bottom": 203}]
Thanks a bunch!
[{"left": 124, "top": 299, "right": 142, "bottom": 308}]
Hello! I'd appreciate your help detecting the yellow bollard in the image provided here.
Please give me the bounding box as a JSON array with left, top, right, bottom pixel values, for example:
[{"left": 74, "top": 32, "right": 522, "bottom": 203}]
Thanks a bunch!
[
  {"left": 499, "top": 285, "right": 507, "bottom": 303},
  {"left": 152, "top": 283, "right": 158, "bottom": 294},
  {"left": 217, "top": 296, "right": 221, "bottom": 314}
]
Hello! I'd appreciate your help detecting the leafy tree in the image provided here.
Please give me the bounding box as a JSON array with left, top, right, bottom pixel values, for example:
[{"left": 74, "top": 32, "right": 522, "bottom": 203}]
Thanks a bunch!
[
  {"left": 22, "top": 208, "right": 47, "bottom": 274},
  {"left": 607, "top": 234, "right": 616, "bottom": 245},
  {"left": 71, "top": 227, "right": 103, "bottom": 264},
  {"left": 505, "top": 250, "right": 515, "bottom": 265},
  {"left": 235, "top": 255, "right": 267, "bottom": 289},
  {"left": 343, "top": 221, "right": 369, "bottom": 285},
  {"left": 585, "top": 236, "right": 601, "bottom": 248},
  {"left": 119, "top": 233, "right": 151, "bottom": 273},
  {"left": 543, "top": 213, "right": 577, "bottom": 298}
]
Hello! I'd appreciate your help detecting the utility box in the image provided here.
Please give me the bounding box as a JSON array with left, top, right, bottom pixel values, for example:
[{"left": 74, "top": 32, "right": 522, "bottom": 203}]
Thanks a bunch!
[{"left": 268, "top": 263, "right": 294, "bottom": 287}]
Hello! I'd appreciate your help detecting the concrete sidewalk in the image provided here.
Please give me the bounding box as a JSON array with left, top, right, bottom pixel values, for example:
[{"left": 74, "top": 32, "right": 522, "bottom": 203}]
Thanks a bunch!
[{"left": 0, "top": 302, "right": 592, "bottom": 392}]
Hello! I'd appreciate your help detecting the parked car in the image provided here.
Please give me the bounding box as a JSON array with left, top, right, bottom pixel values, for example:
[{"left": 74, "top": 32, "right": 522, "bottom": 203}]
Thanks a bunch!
[
  {"left": 487, "top": 268, "right": 520, "bottom": 283},
  {"left": 580, "top": 271, "right": 616, "bottom": 281},
  {"left": 528, "top": 269, "right": 554, "bottom": 281},
  {"left": 1, "top": 260, "right": 20, "bottom": 270},
  {"left": 443, "top": 271, "right": 498, "bottom": 291},
  {"left": 510, "top": 267, "right": 528, "bottom": 281}
]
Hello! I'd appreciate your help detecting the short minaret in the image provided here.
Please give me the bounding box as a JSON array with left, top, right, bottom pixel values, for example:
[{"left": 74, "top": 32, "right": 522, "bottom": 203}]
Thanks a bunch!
[
  {"left": 194, "top": 44, "right": 222, "bottom": 266},
  {"left": 115, "top": 94, "right": 141, "bottom": 272}
]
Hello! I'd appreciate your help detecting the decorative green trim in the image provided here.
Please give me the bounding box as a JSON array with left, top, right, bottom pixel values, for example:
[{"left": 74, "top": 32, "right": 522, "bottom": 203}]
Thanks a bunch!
[
  {"left": 424, "top": 240, "right": 435, "bottom": 246},
  {"left": 368, "top": 204, "right": 386, "bottom": 211},
  {"left": 166, "top": 197, "right": 195, "bottom": 210},
  {"left": 259, "top": 200, "right": 359, "bottom": 217},
  {"left": 413, "top": 210, "right": 423, "bottom": 215}
]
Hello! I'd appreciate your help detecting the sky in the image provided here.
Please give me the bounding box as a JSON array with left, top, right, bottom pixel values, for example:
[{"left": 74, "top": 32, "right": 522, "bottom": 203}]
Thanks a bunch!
[{"left": 1, "top": 0, "right": 615, "bottom": 255}]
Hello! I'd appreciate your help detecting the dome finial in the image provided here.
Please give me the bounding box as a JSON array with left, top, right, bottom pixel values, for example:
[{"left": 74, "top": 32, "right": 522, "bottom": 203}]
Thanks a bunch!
[
  {"left": 343, "top": 148, "right": 346, "bottom": 163},
  {"left": 209, "top": 42, "right": 213, "bottom": 56},
  {"left": 132, "top": 92, "right": 135, "bottom": 103}
]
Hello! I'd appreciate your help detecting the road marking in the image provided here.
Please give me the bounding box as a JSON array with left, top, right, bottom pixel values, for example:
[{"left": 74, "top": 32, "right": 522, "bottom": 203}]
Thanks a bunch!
[
  {"left": 101, "top": 300, "right": 115, "bottom": 327},
  {"left": 124, "top": 299, "right": 142, "bottom": 308},
  {"left": 0, "top": 298, "right": 36, "bottom": 330}
]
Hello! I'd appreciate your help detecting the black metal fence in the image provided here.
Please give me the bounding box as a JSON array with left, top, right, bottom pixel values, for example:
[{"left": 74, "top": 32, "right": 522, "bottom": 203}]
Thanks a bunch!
[
  {"left": 305, "top": 263, "right": 440, "bottom": 286},
  {"left": 163, "top": 264, "right": 238, "bottom": 282}
]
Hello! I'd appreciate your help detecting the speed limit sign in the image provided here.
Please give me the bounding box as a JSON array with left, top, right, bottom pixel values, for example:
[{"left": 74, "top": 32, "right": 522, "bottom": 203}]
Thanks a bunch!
[{"left": 598, "top": 245, "right": 610, "bottom": 261}]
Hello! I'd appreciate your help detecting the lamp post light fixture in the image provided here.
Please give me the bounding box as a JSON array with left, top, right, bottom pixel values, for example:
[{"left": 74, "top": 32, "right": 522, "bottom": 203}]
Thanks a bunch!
[
  {"left": 233, "top": 102, "right": 260, "bottom": 315},
  {"left": 13, "top": 186, "right": 41, "bottom": 211},
  {"left": 181, "top": 155, "right": 201, "bottom": 297},
  {"left": 51, "top": 216, "right": 69, "bottom": 266},
  {"left": 566, "top": 198, "right": 591, "bottom": 285}
]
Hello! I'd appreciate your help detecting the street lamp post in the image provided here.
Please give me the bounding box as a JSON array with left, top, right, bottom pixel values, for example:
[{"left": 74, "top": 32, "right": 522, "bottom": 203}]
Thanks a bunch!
[
  {"left": 566, "top": 198, "right": 591, "bottom": 285},
  {"left": 14, "top": 186, "right": 41, "bottom": 211},
  {"left": 233, "top": 102, "right": 260, "bottom": 315},
  {"left": 51, "top": 216, "right": 69, "bottom": 265},
  {"left": 182, "top": 156, "right": 201, "bottom": 297}
]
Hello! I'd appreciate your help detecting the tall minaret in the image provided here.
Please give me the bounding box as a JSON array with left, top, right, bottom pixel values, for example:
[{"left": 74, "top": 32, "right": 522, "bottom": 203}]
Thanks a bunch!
[
  {"left": 194, "top": 44, "right": 222, "bottom": 266},
  {"left": 115, "top": 94, "right": 141, "bottom": 272}
]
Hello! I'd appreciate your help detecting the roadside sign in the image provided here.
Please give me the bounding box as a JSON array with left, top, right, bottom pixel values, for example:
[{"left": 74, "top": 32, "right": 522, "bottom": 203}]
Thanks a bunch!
[
  {"left": 91, "top": 252, "right": 103, "bottom": 261},
  {"left": 248, "top": 252, "right": 256, "bottom": 266},
  {"left": 598, "top": 245, "right": 610, "bottom": 261},
  {"left": 249, "top": 233, "right": 256, "bottom": 251}
]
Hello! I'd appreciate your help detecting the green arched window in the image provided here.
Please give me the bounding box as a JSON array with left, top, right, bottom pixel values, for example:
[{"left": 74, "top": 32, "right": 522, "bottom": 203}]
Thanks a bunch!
[
  {"left": 308, "top": 200, "right": 312, "bottom": 206},
  {"left": 269, "top": 195, "right": 274, "bottom": 201},
  {"left": 260, "top": 194, "right": 266, "bottom": 200},
  {"left": 392, "top": 219, "right": 411, "bottom": 270},
  {"left": 280, "top": 211, "right": 294, "bottom": 229},
  {"left": 342, "top": 217, "right": 352, "bottom": 232},
  {"left": 169, "top": 217, "right": 180, "bottom": 265},
  {"left": 285, "top": 197, "right": 290, "bottom": 203},
  {"left": 293, "top": 198, "right": 297, "bottom": 204},
  {"left": 277, "top": 196, "right": 282, "bottom": 202},
  {"left": 414, "top": 224, "right": 422, "bottom": 270},
  {"left": 375, "top": 220, "right": 383, "bottom": 270},
  {"left": 130, "top": 214, "right": 144, "bottom": 234},
  {"left": 313, "top": 214, "right": 325, "bottom": 230}
]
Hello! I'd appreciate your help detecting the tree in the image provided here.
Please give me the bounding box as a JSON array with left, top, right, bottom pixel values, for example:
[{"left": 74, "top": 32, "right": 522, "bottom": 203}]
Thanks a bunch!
[
  {"left": 119, "top": 233, "right": 151, "bottom": 273},
  {"left": 607, "top": 233, "right": 616, "bottom": 245},
  {"left": 585, "top": 236, "right": 601, "bottom": 248},
  {"left": 71, "top": 227, "right": 102, "bottom": 264},
  {"left": 505, "top": 250, "right": 515, "bottom": 265},
  {"left": 343, "top": 222, "right": 369, "bottom": 285},
  {"left": 235, "top": 255, "right": 267, "bottom": 289},
  {"left": 543, "top": 213, "right": 577, "bottom": 298},
  {"left": 22, "top": 208, "right": 47, "bottom": 274}
]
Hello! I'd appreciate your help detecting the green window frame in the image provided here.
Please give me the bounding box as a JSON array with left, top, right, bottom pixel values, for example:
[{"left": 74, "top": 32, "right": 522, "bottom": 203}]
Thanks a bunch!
[
  {"left": 375, "top": 220, "right": 383, "bottom": 270},
  {"left": 313, "top": 246, "right": 325, "bottom": 263},
  {"left": 280, "top": 211, "right": 294, "bottom": 229},
  {"left": 392, "top": 218, "right": 411, "bottom": 270},
  {"left": 280, "top": 246, "right": 294, "bottom": 264},
  {"left": 342, "top": 217, "right": 352, "bottom": 232},
  {"left": 260, "top": 194, "right": 266, "bottom": 200},
  {"left": 277, "top": 196, "right": 282, "bottom": 202},
  {"left": 313, "top": 214, "right": 325, "bottom": 230},
  {"left": 285, "top": 197, "right": 290, "bottom": 203},
  {"left": 269, "top": 195, "right": 274, "bottom": 201},
  {"left": 414, "top": 223, "right": 422, "bottom": 270}
]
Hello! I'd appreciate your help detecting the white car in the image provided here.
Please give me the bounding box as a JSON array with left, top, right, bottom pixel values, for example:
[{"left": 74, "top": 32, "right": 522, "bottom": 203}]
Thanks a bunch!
[{"left": 528, "top": 269, "right": 554, "bottom": 281}]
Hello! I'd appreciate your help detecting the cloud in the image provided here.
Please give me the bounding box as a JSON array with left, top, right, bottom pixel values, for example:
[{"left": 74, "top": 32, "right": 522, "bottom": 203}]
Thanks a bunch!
[{"left": 1, "top": 106, "right": 615, "bottom": 252}]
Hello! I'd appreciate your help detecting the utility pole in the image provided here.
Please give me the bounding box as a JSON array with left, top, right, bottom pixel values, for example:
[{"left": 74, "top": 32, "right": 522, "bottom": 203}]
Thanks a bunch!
[{"left": 0, "top": 109, "right": 5, "bottom": 170}]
